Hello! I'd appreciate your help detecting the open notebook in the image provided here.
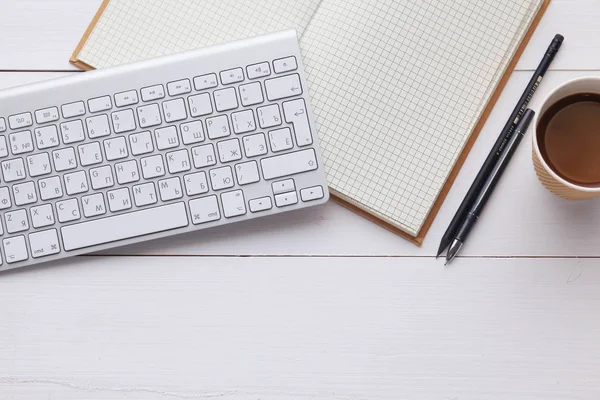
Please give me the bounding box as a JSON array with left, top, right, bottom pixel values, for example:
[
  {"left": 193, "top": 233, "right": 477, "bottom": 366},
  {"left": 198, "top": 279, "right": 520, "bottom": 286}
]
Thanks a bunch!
[{"left": 71, "top": 0, "right": 550, "bottom": 244}]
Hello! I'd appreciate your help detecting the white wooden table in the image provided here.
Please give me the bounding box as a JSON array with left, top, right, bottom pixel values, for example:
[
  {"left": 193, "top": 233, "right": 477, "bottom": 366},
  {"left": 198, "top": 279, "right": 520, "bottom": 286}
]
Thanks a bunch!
[{"left": 1, "top": 1, "right": 600, "bottom": 398}]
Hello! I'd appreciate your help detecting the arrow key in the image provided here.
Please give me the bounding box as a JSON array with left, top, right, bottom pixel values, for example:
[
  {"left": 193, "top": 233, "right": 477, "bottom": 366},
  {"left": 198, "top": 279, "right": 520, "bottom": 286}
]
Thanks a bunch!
[
  {"left": 3, "top": 235, "right": 28, "bottom": 264},
  {"left": 275, "top": 191, "right": 298, "bottom": 208},
  {"left": 249, "top": 196, "right": 273, "bottom": 213},
  {"left": 300, "top": 185, "right": 324, "bottom": 202}
]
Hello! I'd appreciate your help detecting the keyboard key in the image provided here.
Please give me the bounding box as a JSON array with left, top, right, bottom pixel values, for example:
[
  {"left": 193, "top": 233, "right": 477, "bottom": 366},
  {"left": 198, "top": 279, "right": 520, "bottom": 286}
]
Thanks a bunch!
[
  {"left": 220, "top": 68, "right": 244, "bottom": 85},
  {"left": 62, "top": 202, "right": 189, "bottom": 251},
  {"left": 64, "top": 170, "right": 89, "bottom": 195},
  {"left": 180, "top": 121, "right": 205, "bottom": 145},
  {"left": 61, "top": 102, "right": 85, "bottom": 118},
  {"left": 9, "top": 131, "right": 34, "bottom": 155},
  {"left": 194, "top": 73, "right": 218, "bottom": 91},
  {"left": 141, "top": 85, "right": 165, "bottom": 102},
  {"left": 243, "top": 133, "right": 267, "bottom": 158},
  {"left": 26, "top": 153, "right": 51, "bottom": 177},
  {"left": 257, "top": 104, "right": 282, "bottom": 128},
  {"left": 191, "top": 144, "right": 216, "bottom": 168},
  {"left": 5, "top": 209, "right": 29, "bottom": 233},
  {"left": 273, "top": 56, "right": 298, "bottom": 73},
  {"left": 0, "top": 137, "right": 8, "bottom": 158},
  {"left": 89, "top": 165, "right": 115, "bottom": 189},
  {"left": 141, "top": 154, "right": 166, "bottom": 179},
  {"left": 82, "top": 193, "right": 107, "bottom": 217},
  {"left": 39, "top": 176, "right": 63, "bottom": 201},
  {"left": 189, "top": 195, "right": 220, "bottom": 224},
  {"left": 88, "top": 96, "right": 112, "bottom": 113},
  {"left": 60, "top": 120, "right": 85, "bottom": 144},
  {"left": 29, "top": 229, "right": 60, "bottom": 258},
  {"left": 272, "top": 179, "right": 295, "bottom": 195},
  {"left": 265, "top": 74, "right": 302, "bottom": 101},
  {"left": 249, "top": 196, "right": 272, "bottom": 213},
  {"left": 30, "top": 204, "right": 55, "bottom": 228},
  {"left": 129, "top": 131, "right": 154, "bottom": 155},
  {"left": 268, "top": 127, "right": 293, "bottom": 152},
  {"left": 283, "top": 99, "right": 313, "bottom": 147},
  {"left": 56, "top": 198, "right": 80, "bottom": 222},
  {"left": 221, "top": 190, "right": 246, "bottom": 218},
  {"left": 239, "top": 82, "right": 264, "bottom": 106},
  {"left": 0, "top": 187, "right": 11, "bottom": 209},
  {"left": 35, "top": 107, "right": 60, "bottom": 124},
  {"left": 231, "top": 110, "right": 256, "bottom": 134},
  {"left": 104, "top": 137, "right": 129, "bottom": 161},
  {"left": 35, "top": 125, "right": 60, "bottom": 149},
  {"left": 235, "top": 161, "right": 260, "bottom": 185},
  {"left": 9, "top": 112, "right": 33, "bottom": 129},
  {"left": 167, "top": 79, "right": 192, "bottom": 96},
  {"left": 107, "top": 188, "right": 132, "bottom": 212},
  {"left": 2, "top": 158, "right": 26, "bottom": 182},
  {"left": 163, "top": 98, "right": 187, "bottom": 123},
  {"left": 206, "top": 115, "right": 231, "bottom": 139},
  {"left": 184, "top": 172, "right": 209, "bottom": 196},
  {"left": 115, "top": 160, "right": 140, "bottom": 184},
  {"left": 155, "top": 126, "right": 180, "bottom": 150},
  {"left": 133, "top": 182, "right": 157, "bottom": 206},
  {"left": 78, "top": 142, "right": 103, "bottom": 166},
  {"left": 115, "top": 90, "right": 139, "bottom": 107},
  {"left": 137, "top": 104, "right": 162, "bottom": 128},
  {"left": 300, "top": 186, "right": 324, "bottom": 202},
  {"left": 217, "top": 138, "right": 242, "bottom": 163},
  {"left": 52, "top": 147, "right": 77, "bottom": 172},
  {"left": 214, "top": 88, "right": 238, "bottom": 112},
  {"left": 13, "top": 181, "right": 37, "bottom": 206},
  {"left": 3, "top": 236, "right": 28, "bottom": 263},
  {"left": 209, "top": 166, "right": 234, "bottom": 191},
  {"left": 166, "top": 149, "right": 191, "bottom": 174},
  {"left": 275, "top": 191, "right": 298, "bottom": 207},
  {"left": 0, "top": 118, "right": 6, "bottom": 132},
  {"left": 261, "top": 148, "right": 318, "bottom": 180},
  {"left": 188, "top": 93, "right": 213, "bottom": 117},
  {"left": 111, "top": 109, "right": 136, "bottom": 133},
  {"left": 86, "top": 115, "right": 111, "bottom": 138},
  {"left": 158, "top": 177, "right": 183, "bottom": 201},
  {"left": 247, "top": 62, "right": 271, "bottom": 79}
]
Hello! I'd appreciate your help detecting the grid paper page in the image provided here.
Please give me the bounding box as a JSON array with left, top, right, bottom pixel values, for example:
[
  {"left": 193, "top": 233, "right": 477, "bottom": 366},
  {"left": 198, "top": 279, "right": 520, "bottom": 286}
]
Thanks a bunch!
[
  {"left": 78, "top": 0, "right": 322, "bottom": 68},
  {"left": 301, "top": 0, "right": 541, "bottom": 236}
]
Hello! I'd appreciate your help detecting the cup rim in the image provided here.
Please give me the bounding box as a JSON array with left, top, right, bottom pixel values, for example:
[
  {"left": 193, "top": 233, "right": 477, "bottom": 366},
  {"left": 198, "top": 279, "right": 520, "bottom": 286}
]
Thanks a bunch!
[{"left": 532, "top": 76, "right": 600, "bottom": 193}]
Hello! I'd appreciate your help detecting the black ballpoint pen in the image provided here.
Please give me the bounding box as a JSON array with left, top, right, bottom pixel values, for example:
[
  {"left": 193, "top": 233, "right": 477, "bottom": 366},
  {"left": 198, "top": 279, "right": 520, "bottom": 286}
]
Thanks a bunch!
[
  {"left": 437, "top": 34, "right": 564, "bottom": 258},
  {"left": 445, "top": 109, "right": 535, "bottom": 265}
]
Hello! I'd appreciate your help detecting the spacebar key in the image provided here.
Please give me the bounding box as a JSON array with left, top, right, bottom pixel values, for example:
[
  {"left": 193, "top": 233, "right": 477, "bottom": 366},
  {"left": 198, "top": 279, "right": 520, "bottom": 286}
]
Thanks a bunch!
[
  {"left": 61, "top": 202, "right": 189, "bottom": 251},
  {"left": 261, "top": 148, "right": 318, "bottom": 180}
]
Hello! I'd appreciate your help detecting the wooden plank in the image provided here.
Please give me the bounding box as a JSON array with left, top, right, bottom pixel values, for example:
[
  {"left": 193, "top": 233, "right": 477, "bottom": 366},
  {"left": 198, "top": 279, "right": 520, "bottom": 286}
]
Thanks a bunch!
[
  {"left": 0, "top": 0, "right": 102, "bottom": 71},
  {"left": 0, "top": 256, "right": 599, "bottom": 399},
  {"left": 1, "top": 70, "right": 600, "bottom": 259},
  {"left": 0, "top": 0, "right": 598, "bottom": 71}
]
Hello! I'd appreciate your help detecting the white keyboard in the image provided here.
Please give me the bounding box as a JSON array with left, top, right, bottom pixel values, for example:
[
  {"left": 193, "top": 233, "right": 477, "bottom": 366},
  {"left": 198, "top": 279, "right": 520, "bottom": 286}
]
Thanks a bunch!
[{"left": 0, "top": 30, "right": 328, "bottom": 271}]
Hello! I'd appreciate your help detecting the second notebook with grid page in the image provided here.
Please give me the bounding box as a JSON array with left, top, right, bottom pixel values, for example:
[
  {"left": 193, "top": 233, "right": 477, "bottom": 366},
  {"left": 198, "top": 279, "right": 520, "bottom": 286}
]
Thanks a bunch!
[{"left": 71, "top": 0, "right": 547, "bottom": 242}]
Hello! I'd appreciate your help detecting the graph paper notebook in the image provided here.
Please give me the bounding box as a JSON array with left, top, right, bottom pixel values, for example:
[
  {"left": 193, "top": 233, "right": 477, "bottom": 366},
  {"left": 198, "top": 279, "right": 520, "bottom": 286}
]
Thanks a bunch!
[{"left": 71, "top": 0, "right": 550, "bottom": 244}]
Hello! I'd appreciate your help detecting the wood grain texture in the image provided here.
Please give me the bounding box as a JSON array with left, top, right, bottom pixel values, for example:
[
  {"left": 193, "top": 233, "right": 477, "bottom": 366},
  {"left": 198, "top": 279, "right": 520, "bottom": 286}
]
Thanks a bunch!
[
  {"left": 0, "top": 0, "right": 598, "bottom": 72},
  {"left": 1, "top": 256, "right": 600, "bottom": 400},
  {"left": 3, "top": 70, "right": 600, "bottom": 258},
  {"left": 2, "top": 3, "right": 600, "bottom": 399},
  {"left": 0, "top": 0, "right": 102, "bottom": 71}
]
